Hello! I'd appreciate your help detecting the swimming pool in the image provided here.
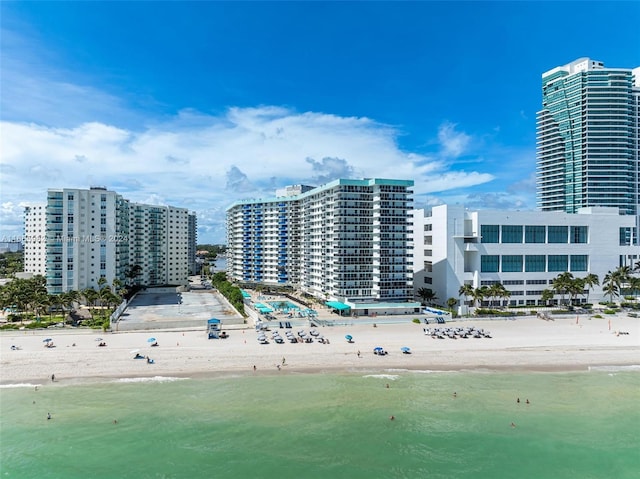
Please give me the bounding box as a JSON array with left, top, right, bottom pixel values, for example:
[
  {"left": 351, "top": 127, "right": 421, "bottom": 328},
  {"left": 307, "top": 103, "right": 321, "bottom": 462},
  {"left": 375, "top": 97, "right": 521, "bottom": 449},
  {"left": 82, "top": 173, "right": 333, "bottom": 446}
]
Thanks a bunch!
[{"left": 268, "top": 301, "right": 300, "bottom": 310}]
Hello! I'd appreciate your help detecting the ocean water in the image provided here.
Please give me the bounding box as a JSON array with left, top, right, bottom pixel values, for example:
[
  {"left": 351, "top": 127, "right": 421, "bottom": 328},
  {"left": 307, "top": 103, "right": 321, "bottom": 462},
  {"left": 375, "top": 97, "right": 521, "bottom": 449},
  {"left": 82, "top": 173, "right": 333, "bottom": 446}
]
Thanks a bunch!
[{"left": 1, "top": 369, "right": 639, "bottom": 479}]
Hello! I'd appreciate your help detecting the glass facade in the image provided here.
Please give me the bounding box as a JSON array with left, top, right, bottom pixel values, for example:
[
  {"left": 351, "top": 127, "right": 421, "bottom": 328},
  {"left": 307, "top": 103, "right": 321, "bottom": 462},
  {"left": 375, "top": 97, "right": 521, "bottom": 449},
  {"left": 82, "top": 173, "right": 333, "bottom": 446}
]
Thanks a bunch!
[
  {"left": 570, "top": 255, "right": 588, "bottom": 272},
  {"left": 501, "top": 225, "right": 523, "bottom": 243},
  {"left": 525, "top": 226, "right": 546, "bottom": 243},
  {"left": 537, "top": 59, "right": 638, "bottom": 217},
  {"left": 481, "top": 255, "right": 499, "bottom": 272},
  {"left": 548, "top": 226, "right": 568, "bottom": 243},
  {"left": 502, "top": 255, "right": 523, "bottom": 272},
  {"left": 548, "top": 255, "right": 569, "bottom": 272},
  {"left": 525, "top": 255, "right": 546, "bottom": 272},
  {"left": 570, "top": 226, "right": 588, "bottom": 244},
  {"left": 481, "top": 225, "right": 499, "bottom": 243}
]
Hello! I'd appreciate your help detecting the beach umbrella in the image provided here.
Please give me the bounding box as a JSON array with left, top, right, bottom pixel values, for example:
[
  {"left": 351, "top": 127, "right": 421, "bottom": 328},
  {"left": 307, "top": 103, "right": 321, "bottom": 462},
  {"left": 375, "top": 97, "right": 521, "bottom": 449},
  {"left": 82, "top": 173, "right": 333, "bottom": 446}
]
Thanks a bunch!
[
  {"left": 147, "top": 337, "right": 156, "bottom": 343},
  {"left": 95, "top": 337, "right": 103, "bottom": 341},
  {"left": 345, "top": 335, "right": 353, "bottom": 342},
  {"left": 43, "top": 338, "right": 52, "bottom": 342},
  {"left": 401, "top": 347, "right": 411, "bottom": 354},
  {"left": 373, "top": 347, "right": 383, "bottom": 352}
]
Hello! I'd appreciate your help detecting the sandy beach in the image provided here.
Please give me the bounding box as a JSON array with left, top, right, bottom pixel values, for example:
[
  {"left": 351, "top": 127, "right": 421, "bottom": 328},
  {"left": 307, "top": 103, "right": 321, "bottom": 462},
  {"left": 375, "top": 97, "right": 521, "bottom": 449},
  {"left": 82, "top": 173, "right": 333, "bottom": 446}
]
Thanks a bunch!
[{"left": 1, "top": 312, "right": 638, "bottom": 385}]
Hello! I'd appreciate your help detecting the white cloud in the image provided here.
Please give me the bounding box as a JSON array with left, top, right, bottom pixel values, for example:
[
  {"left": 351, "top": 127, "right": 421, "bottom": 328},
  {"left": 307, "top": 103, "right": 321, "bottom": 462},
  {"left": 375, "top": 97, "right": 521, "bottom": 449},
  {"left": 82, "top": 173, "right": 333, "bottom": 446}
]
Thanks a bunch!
[
  {"left": 437, "top": 122, "right": 472, "bottom": 158},
  {"left": 1, "top": 108, "right": 500, "bottom": 242}
]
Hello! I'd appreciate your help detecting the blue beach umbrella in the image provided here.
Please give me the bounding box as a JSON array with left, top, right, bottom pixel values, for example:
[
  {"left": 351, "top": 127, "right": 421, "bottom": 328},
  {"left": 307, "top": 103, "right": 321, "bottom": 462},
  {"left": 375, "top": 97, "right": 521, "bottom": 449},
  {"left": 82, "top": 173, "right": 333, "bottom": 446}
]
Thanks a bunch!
[
  {"left": 373, "top": 347, "right": 383, "bottom": 352},
  {"left": 147, "top": 337, "right": 156, "bottom": 343},
  {"left": 345, "top": 335, "right": 353, "bottom": 342},
  {"left": 401, "top": 346, "right": 411, "bottom": 354},
  {"left": 43, "top": 338, "right": 52, "bottom": 342}
]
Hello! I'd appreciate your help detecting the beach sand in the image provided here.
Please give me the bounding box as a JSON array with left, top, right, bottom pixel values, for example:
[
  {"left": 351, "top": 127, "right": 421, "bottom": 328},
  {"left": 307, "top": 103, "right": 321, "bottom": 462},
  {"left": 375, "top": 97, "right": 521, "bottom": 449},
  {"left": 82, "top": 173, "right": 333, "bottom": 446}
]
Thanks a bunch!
[{"left": 1, "top": 313, "right": 638, "bottom": 385}]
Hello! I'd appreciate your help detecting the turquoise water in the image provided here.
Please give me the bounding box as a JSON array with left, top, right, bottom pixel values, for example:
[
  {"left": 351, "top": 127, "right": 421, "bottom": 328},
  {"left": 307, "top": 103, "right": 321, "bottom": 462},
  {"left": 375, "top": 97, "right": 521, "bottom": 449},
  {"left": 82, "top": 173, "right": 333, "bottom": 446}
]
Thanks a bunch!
[
  {"left": 1, "top": 370, "right": 639, "bottom": 478},
  {"left": 269, "top": 301, "right": 300, "bottom": 310}
]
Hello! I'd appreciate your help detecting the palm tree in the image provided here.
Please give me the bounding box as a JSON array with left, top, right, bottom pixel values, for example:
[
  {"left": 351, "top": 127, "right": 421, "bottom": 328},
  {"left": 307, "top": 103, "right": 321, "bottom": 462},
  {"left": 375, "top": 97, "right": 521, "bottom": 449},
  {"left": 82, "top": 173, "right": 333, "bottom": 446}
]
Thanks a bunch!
[
  {"left": 567, "top": 277, "right": 585, "bottom": 306},
  {"left": 602, "top": 267, "right": 631, "bottom": 304},
  {"left": 540, "top": 288, "right": 555, "bottom": 307},
  {"left": 81, "top": 288, "right": 99, "bottom": 316},
  {"left": 552, "top": 272, "right": 574, "bottom": 306},
  {"left": 601, "top": 278, "right": 619, "bottom": 304},
  {"left": 498, "top": 285, "right": 511, "bottom": 307},
  {"left": 582, "top": 274, "right": 599, "bottom": 305},
  {"left": 458, "top": 284, "right": 474, "bottom": 307},
  {"left": 446, "top": 297, "right": 458, "bottom": 312},
  {"left": 471, "top": 287, "right": 487, "bottom": 308},
  {"left": 489, "top": 283, "right": 510, "bottom": 308},
  {"left": 615, "top": 266, "right": 632, "bottom": 297},
  {"left": 416, "top": 288, "right": 437, "bottom": 306}
]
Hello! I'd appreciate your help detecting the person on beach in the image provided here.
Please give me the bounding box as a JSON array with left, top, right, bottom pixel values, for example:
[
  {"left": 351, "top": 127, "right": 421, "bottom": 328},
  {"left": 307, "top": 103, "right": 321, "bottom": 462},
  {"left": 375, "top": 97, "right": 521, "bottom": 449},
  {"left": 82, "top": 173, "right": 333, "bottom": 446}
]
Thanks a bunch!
[
  {"left": 390, "top": 415, "right": 395, "bottom": 421},
  {"left": 357, "top": 350, "right": 361, "bottom": 358},
  {"left": 47, "top": 413, "right": 51, "bottom": 420},
  {"left": 51, "top": 374, "right": 55, "bottom": 382},
  {"left": 282, "top": 357, "right": 286, "bottom": 366},
  {"left": 517, "top": 397, "right": 520, "bottom": 403}
]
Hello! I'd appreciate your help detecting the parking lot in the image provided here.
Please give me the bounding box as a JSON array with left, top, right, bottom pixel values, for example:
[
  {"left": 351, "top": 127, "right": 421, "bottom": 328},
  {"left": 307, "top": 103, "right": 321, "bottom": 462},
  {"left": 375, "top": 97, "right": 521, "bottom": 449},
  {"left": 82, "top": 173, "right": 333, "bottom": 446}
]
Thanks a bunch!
[{"left": 116, "top": 288, "right": 245, "bottom": 331}]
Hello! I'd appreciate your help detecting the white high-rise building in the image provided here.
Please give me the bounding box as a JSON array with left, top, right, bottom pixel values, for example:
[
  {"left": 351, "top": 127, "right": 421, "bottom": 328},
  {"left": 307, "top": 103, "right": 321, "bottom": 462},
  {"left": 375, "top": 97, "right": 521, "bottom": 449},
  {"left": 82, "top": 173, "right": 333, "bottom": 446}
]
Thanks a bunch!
[
  {"left": 23, "top": 187, "right": 194, "bottom": 293},
  {"left": 227, "top": 179, "right": 418, "bottom": 313},
  {"left": 23, "top": 203, "right": 47, "bottom": 276},
  {"left": 412, "top": 205, "right": 638, "bottom": 310}
]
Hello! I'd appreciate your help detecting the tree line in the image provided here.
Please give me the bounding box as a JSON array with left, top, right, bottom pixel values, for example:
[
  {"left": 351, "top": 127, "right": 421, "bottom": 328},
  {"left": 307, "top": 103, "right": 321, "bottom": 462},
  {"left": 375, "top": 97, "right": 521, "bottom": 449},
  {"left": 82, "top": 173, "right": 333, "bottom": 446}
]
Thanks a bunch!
[{"left": 416, "top": 263, "right": 640, "bottom": 311}]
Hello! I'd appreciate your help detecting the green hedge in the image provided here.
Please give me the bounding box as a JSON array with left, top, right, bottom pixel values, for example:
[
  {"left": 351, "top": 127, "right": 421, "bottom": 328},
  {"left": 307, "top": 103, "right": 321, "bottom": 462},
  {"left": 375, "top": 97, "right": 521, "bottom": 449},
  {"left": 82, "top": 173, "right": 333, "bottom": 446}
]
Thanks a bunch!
[{"left": 212, "top": 272, "right": 246, "bottom": 317}]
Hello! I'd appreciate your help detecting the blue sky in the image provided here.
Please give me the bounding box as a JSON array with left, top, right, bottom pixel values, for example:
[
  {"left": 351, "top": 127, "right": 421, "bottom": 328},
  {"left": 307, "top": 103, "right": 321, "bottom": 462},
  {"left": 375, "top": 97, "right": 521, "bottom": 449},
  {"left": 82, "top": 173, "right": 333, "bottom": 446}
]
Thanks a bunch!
[{"left": 1, "top": 1, "right": 638, "bottom": 243}]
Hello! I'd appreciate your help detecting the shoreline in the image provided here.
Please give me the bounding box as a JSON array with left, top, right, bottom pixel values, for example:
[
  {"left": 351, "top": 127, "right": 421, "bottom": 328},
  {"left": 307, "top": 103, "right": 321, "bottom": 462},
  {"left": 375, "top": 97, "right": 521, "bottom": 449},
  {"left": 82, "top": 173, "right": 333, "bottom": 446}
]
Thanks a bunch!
[{"left": 1, "top": 314, "right": 638, "bottom": 386}]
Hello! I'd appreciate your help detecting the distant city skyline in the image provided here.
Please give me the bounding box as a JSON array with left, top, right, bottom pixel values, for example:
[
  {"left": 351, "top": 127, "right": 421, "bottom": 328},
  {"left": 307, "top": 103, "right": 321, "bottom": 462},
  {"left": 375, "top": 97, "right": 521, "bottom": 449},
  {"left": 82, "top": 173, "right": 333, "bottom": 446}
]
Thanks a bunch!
[{"left": 1, "top": 2, "right": 638, "bottom": 243}]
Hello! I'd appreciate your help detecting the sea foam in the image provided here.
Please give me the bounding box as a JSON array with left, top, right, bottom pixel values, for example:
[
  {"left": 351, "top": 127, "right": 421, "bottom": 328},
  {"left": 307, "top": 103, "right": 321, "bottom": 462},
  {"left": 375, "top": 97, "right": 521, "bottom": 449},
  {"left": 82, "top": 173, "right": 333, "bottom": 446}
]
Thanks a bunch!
[
  {"left": 0, "top": 382, "right": 42, "bottom": 389},
  {"left": 114, "top": 376, "right": 189, "bottom": 384}
]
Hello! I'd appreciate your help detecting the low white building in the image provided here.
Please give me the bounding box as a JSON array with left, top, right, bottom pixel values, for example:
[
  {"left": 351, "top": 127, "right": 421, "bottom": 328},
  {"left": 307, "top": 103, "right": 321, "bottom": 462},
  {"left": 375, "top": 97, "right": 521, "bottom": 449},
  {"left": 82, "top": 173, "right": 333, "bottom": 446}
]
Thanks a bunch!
[{"left": 412, "top": 205, "right": 638, "bottom": 310}]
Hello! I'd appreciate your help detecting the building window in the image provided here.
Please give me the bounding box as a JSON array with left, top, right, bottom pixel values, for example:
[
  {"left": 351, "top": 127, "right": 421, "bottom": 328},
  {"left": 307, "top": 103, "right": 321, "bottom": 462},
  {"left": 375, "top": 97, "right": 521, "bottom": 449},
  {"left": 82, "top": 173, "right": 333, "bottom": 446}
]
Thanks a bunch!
[
  {"left": 525, "top": 225, "right": 546, "bottom": 243},
  {"left": 619, "top": 227, "right": 632, "bottom": 246},
  {"left": 481, "top": 225, "right": 499, "bottom": 243},
  {"left": 570, "top": 255, "right": 588, "bottom": 272},
  {"left": 570, "top": 226, "right": 588, "bottom": 244},
  {"left": 548, "top": 255, "right": 568, "bottom": 272},
  {"left": 424, "top": 224, "right": 432, "bottom": 232},
  {"left": 424, "top": 277, "right": 432, "bottom": 284},
  {"left": 481, "top": 255, "right": 499, "bottom": 272},
  {"left": 548, "top": 226, "right": 568, "bottom": 243},
  {"left": 501, "top": 225, "right": 523, "bottom": 243},
  {"left": 525, "top": 255, "right": 546, "bottom": 272},
  {"left": 502, "top": 255, "right": 523, "bottom": 272},
  {"left": 423, "top": 261, "right": 432, "bottom": 272}
]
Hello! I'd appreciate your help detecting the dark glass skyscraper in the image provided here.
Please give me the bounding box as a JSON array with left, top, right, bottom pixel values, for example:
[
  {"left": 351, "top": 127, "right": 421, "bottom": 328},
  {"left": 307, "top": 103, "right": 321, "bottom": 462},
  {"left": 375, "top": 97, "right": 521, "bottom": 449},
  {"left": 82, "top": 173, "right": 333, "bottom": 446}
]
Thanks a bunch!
[{"left": 536, "top": 58, "right": 639, "bottom": 217}]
